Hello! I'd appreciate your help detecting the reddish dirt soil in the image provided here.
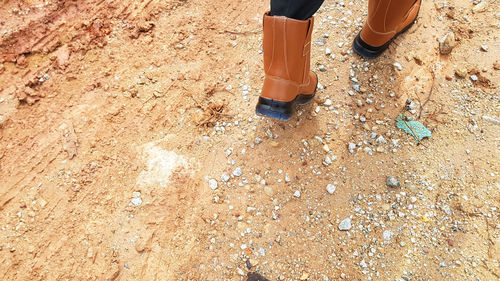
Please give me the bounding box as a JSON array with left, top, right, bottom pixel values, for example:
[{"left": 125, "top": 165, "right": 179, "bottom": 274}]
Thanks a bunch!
[{"left": 0, "top": 0, "right": 499, "bottom": 280}]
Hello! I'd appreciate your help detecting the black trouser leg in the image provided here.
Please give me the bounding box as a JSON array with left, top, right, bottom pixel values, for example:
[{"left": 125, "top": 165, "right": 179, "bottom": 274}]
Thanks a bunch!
[{"left": 270, "top": 0, "right": 325, "bottom": 20}]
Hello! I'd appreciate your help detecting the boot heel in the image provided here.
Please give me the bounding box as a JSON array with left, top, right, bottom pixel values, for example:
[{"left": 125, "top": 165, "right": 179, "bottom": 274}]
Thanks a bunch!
[{"left": 255, "top": 97, "right": 293, "bottom": 121}]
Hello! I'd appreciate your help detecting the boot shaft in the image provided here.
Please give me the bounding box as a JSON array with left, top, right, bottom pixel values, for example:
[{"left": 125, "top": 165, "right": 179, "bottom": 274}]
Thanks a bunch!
[
  {"left": 366, "top": 0, "right": 417, "bottom": 33},
  {"left": 262, "top": 13, "right": 314, "bottom": 85},
  {"left": 362, "top": 0, "right": 420, "bottom": 46}
]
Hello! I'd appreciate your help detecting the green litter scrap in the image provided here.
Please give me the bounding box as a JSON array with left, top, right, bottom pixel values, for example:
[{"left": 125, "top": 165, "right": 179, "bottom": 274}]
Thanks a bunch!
[{"left": 396, "top": 114, "right": 431, "bottom": 143}]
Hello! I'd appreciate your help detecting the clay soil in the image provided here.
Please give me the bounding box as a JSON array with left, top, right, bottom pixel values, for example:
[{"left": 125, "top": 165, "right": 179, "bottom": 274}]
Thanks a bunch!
[{"left": 0, "top": 0, "right": 499, "bottom": 280}]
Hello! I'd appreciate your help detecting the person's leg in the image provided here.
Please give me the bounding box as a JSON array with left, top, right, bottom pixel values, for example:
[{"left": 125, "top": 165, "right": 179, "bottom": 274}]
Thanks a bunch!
[
  {"left": 269, "top": 0, "right": 324, "bottom": 20},
  {"left": 256, "top": 1, "right": 324, "bottom": 120}
]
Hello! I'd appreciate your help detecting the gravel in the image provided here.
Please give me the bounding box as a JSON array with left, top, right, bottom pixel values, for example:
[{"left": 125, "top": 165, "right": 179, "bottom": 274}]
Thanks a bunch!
[
  {"left": 383, "top": 230, "right": 394, "bottom": 241},
  {"left": 232, "top": 167, "right": 242, "bottom": 177},
  {"left": 221, "top": 173, "right": 230, "bottom": 182},
  {"left": 326, "top": 184, "right": 336, "bottom": 194},
  {"left": 338, "top": 218, "right": 352, "bottom": 231},
  {"left": 386, "top": 176, "right": 400, "bottom": 188},
  {"left": 293, "top": 190, "right": 301, "bottom": 198},
  {"left": 208, "top": 179, "right": 218, "bottom": 190}
]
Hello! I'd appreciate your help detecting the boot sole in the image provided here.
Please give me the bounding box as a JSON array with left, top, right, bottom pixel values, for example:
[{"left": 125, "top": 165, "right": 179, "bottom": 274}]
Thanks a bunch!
[
  {"left": 255, "top": 92, "right": 316, "bottom": 121},
  {"left": 352, "top": 10, "right": 419, "bottom": 59}
]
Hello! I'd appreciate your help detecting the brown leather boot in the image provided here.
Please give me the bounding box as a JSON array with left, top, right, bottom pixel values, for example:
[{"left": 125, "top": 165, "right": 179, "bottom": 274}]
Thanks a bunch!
[
  {"left": 353, "top": 0, "right": 421, "bottom": 59},
  {"left": 256, "top": 12, "right": 318, "bottom": 121}
]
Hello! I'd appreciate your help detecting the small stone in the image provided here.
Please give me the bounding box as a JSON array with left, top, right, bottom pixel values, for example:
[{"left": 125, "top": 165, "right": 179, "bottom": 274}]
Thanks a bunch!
[
  {"left": 472, "top": 1, "right": 487, "bottom": 13},
  {"left": 300, "top": 272, "right": 309, "bottom": 280},
  {"left": 237, "top": 268, "right": 245, "bottom": 276},
  {"left": 376, "top": 135, "right": 387, "bottom": 144},
  {"left": 232, "top": 167, "right": 242, "bottom": 177},
  {"left": 386, "top": 176, "right": 400, "bottom": 188},
  {"left": 209, "top": 179, "right": 218, "bottom": 190},
  {"left": 470, "top": 74, "right": 478, "bottom": 81},
  {"left": 348, "top": 143, "right": 356, "bottom": 153},
  {"left": 249, "top": 259, "right": 259, "bottom": 268},
  {"left": 325, "top": 48, "right": 332, "bottom": 56},
  {"left": 393, "top": 62, "right": 403, "bottom": 71},
  {"left": 326, "top": 184, "right": 336, "bottom": 194},
  {"left": 338, "top": 218, "right": 352, "bottom": 231},
  {"left": 131, "top": 197, "right": 142, "bottom": 207},
  {"left": 383, "top": 230, "right": 394, "bottom": 241},
  {"left": 254, "top": 137, "right": 262, "bottom": 144},
  {"left": 482, "top": 115, "right": 499, "bottom": 125},
  {"left": 447, "top": 239, "right": 455, "bottom": 247},
  {"left": 316, "top": 38, "right": 326, "bottom": 46},
  {"left": 38, "top": 198, "right": 47, "bottom": 208},
  {"left": 480, "top": 44, "right": 489, "bottom": 52},
  {"left": 323, "top": 156, "right": 332, "bottom": 166},
  {"left": 359, "top": 259, "right": 368, "bottom": 268},
  {"left": 439, "top": 32, "right": 455, "bottom": 55},
  {"left": 454, "top": 65, "right": 468, "bottom": 78},
  {"left": 318, "top": 65, "right": 326, "bottom": 72},
  {"left": 293, "top": 190, "right": 301, "bottom": 198},
  {"left": 221, "top": 173, "right": 230, "bottom": 182},
  {"left": 322, "top": 144, "right": 330, "bottom": 152},
  {"left": 323, "top": 99, "right": 333, "bottom": 106}
]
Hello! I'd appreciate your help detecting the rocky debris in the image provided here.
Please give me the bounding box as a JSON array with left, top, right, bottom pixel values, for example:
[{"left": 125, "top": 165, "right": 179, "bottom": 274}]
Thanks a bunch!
[
  {"left": 348, "top": 142, "right": 356, "bottom": 153},
  {"left": 293, "top": 190, "right": 301, "bottom": 198},
  {"left": 482, "top": 115, "right": 499, "bottom": 125},
  {"left": 131, "top": 192, "right": 142, "bottom": 207},
  {"left": 472, "top": 0, "right": 487, "bottom": 13},
  {"left": 439, "top": 32, "right": 455, "bottom": 55},
  {"left": 383, "top": 230, "right": 394, "bottom": 241},
  {"left": 338, "top": 218, "right": 352, "bottom": 231},
  {"left": 208, "top": 179, "right": 218, "bottom": 190},
  {"left": 454, "top": 64, "right": 468, "bottom": 78},
  {"left": 221, "top": 173, "right": 230, "bottom": 182},
  {"left": 326, "top": 184, "right": 336, "bottom": 194},
  {"left": 232, "top": 167, "right": 242, "bottom": 177},
  {"left": 55, "top": 44, "right": 71, "bottom": 69},
  {"left": 59, "top": 122, "right": 78, "bottom": 159},
  {"left": 386, "top": 176, "right": 400, "bottom": 188},
  {"left": 17, "top": 86, "right": 43, "bottom": 105}
]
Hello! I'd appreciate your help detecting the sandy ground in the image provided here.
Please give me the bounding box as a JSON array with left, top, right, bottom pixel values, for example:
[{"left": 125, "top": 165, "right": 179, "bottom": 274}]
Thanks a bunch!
[{"left": 0, "top": 0, "right": 499, "bottom": 280}]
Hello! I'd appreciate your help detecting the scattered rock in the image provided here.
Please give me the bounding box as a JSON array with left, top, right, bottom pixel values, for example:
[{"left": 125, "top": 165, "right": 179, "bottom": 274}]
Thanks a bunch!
[
  {"left": 482, "top": 115, "right": 499, "bottom": 125},
  {"left": 386, "top": 176, "right": 400, "bottom": 188},
  {"left": 293, "top": 190, "right": 301, "bottom": 198},
  {"left": 454, "top": 65, "right": 468, "bottom": 78},
  {"left": 439, "top": 32, "right": 455, "bottom": 55},
  {"left": 131, "top": 197, "right": 142, "bottom": 207},
  {"left": 472, "top": 1, "right": 487, "bottom": 13},
  {"left": 299, "top": 272, "right": 309, "bottom": 280},
  {"left": 208, "top": 179, "right": 218, "bottom": 190},
  {"left": 233, "top": 167, "right": 242, "bottom": 177},
  {"left": 338, "top": 218, "right": 352, "bottom": 231},
  {"left": 221, "top": 173, "right": 230, "bottom": 182},
  {"left": 348, "top": 143, "right": 356, "bottom": 153},
  {"left": 326, "top": 184, "right": 336, "bottom": 194},
  {"left": 59, "top": 122, "right": 78, "bottom": 159},
  {"left": 383, "top": 230, "right": 394, "bottom": 241}
]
